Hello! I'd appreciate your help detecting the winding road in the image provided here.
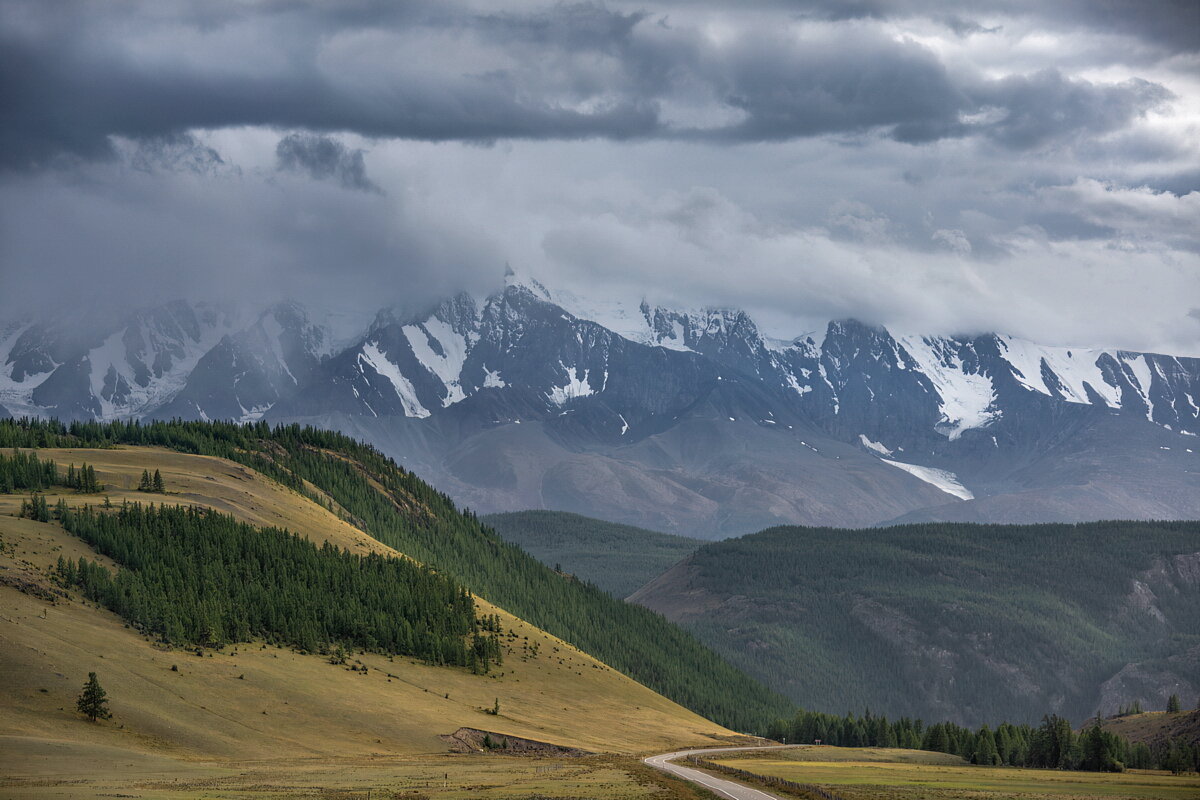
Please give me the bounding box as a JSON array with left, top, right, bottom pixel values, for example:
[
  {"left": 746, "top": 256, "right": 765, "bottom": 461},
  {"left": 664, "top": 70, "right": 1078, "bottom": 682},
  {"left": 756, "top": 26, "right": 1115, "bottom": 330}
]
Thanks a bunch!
[{"left": 644, "top": 745, "right": 796, "bottom": 800}]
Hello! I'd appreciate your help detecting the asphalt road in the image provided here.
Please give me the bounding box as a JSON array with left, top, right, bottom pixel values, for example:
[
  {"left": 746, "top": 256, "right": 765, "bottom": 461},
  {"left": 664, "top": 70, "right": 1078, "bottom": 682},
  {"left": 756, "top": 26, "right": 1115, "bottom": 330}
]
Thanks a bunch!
[{"left": 643, "top": 745, "right": 796, "bottom": 800}]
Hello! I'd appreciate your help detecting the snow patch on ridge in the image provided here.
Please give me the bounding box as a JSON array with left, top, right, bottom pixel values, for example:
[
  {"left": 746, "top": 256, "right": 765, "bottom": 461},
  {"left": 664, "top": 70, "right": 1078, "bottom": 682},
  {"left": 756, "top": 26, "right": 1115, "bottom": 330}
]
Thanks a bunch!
[
  {"left": 897, "top": 335, "right": 999, "bottom": 439},
  {"left": 1124, "top": 354, "right": 1155, "bottom": 420},
  {"left": 358, "top": 342, "right": 430, "bottom": 418},
  {"left": 997, "top": 336, "right": 1122, "bottom": 408},
  {"left": 404, "top": 319, "right": 468, "bottom": 406},
  {"left": 859, "top": 434, "right": 893, "bottom": 456},
  {"left": 85, "top": 312, "right": 232, "bottom": 421},
  {"left": 547, "top": 363, "right": 595, "bottom": 406},
  {"left": 881, "top": 459, "right": 974, "bottom": 501},
  {"left": 482, "top": 364, "right": 506, "bottom": 388}
]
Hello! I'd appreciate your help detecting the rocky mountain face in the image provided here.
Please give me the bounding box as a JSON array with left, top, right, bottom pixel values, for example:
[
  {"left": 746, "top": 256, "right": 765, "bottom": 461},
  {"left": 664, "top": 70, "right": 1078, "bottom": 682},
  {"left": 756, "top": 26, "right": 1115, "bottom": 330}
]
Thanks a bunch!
[{"left": 3, "top": 273, "right": 1199, "bottom": 536}]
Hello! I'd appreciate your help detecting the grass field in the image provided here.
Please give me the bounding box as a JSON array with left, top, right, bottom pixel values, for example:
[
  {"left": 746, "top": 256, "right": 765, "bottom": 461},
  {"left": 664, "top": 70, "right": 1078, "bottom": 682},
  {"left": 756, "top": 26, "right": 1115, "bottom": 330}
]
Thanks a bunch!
[
  {"left": 0, "top": 747, "right": 715, "bottom": 800},
  {"left": 0, "top": 446, "right": 739, "bottom": 798},
  {"left": 712, "top": 746, "right": 1200, "bottom": 800}
]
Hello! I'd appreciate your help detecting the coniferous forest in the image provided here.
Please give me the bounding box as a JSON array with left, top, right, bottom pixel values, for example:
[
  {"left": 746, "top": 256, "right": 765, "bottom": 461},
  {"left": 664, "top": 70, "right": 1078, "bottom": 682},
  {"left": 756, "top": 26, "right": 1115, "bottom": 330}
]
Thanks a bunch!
[
  {"left": 54, "top": 501, "right": 496, "bottom": 667},
  {"left": 0, "top": 450, "right": 101, "bottom": 493},
  {"left": 766, "top": 707, "right": 1200, "bottom": 774}
]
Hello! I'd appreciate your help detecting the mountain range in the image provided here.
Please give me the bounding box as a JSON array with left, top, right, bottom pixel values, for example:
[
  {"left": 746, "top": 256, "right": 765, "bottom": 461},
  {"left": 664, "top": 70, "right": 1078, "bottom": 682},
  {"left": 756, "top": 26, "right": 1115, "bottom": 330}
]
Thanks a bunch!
[{"left": 4, "top": 271, "right": 1199, "bottom": 537}]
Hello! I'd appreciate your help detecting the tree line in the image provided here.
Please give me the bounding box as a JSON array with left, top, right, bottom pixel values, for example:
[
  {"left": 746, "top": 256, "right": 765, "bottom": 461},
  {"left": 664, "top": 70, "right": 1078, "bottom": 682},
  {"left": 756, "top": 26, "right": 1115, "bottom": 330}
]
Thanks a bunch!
[
  {"left": 767, "top": 707, "right": 1200, "bottom": 774},
  {"left": 54, "top": 501, "right": 501, "bottom": 670},
  {"left": 0, "top": 449, "right": 102, "bottom": 493}
]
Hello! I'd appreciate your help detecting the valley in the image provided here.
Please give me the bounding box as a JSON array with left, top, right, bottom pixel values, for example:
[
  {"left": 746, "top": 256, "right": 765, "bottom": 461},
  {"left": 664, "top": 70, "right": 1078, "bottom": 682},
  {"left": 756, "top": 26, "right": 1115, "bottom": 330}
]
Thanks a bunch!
[
  {"left": 7, "top": 3, "right": 1199, "bottom": 796},
  {"left": 2, "top": 416, "right": 1198, "bottom": 799}
]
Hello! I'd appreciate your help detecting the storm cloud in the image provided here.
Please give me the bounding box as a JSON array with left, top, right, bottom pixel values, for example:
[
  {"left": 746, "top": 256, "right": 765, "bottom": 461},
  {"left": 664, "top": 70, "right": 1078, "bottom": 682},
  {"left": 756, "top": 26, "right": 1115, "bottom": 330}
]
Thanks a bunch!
[
  {"left": 0, "top": 0, "right": 1189, "bottom": 168},
  {"left": 1, "top": 0, "right": 1197, "bottom": 353},
  {"left": 276, "top": 133, "right": 381, "bottom": 193}
]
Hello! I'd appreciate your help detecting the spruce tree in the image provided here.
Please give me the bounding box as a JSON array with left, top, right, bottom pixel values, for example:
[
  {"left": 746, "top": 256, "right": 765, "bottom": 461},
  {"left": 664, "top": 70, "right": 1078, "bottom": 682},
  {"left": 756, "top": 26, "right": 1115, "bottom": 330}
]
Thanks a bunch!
[
  {"left": 138, "top": 469, "right": 152, "bottom": 491},
  {"left": 152, "top": 469, "right": 165, "bottom": 493},
  {"left": 76, "top": 672, "right": 111, "bottom": 722},
  {"left": 1167, "top": 693, "right": 1181, "bottom": 713},
  {"left": 973, "top": 725, "right": 999, "bottom": 765}
]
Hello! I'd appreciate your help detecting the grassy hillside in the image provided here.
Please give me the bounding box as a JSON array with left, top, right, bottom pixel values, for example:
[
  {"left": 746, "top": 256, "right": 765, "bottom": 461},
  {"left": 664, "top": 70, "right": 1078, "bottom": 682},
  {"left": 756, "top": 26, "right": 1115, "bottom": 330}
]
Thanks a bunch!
[
  {"left": 0, "top": 418, "right": 790, "bottom": 732},
  {"left": 0, "top": 443, "right": 760, "bottom": 798},
  {"left": 630, "top": 521, "right": 1200, "bottom": 727},
  {"left": 484, "top": 510, "right": 702, "bottom": 598},
  {"left": 0, "top": 453, "right": 740, "bottom": 760}
]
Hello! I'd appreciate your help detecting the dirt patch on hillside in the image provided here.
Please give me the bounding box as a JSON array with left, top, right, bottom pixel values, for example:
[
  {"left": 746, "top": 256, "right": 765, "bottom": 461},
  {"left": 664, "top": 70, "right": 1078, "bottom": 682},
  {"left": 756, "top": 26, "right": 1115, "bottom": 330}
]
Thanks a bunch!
[{"left": 440, "top": 727, "right": 591, "bottom": 756}]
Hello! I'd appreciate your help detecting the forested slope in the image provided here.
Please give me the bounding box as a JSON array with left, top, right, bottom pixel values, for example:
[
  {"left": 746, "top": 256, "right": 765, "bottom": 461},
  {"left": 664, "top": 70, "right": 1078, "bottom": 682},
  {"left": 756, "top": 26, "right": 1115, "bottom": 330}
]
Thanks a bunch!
[
  {"left": 630, "top": 521, "right": 1200, "bottom": 726},
  {"left": 0, "top": 418, "right": 790, "bottom": 731},
  {"left": 484, "top": 510, "right": 701, "bottom": 598}
]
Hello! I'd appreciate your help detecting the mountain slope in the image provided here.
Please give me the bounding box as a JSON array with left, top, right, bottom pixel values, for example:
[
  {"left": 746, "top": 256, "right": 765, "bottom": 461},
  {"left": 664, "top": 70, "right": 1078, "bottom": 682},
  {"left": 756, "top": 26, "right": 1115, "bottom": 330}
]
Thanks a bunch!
[
  {"left": 0, "top": 438, "right": 747, "bottom": 760},
  {"left": 5, "top": 276, "right": 1200, "bottom": 534},
  {"left": 484, "top": 510, "right": 702, "bottom": 598},
  {"left": 0, "top": 418, "right": 790, "bottom": 731},
  {"left": 1101, "top": 710, "right": 1200, "bottom": 750},
  {"left": 629, "top": 521, "right": 1200, "bottom": 727}
]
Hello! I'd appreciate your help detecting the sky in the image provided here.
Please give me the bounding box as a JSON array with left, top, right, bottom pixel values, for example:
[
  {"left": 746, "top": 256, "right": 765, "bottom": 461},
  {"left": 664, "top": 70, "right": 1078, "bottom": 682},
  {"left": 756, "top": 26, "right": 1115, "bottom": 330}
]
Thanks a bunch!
[{"left": 1, "top": 0, "right": 1198, "bottom": 352}]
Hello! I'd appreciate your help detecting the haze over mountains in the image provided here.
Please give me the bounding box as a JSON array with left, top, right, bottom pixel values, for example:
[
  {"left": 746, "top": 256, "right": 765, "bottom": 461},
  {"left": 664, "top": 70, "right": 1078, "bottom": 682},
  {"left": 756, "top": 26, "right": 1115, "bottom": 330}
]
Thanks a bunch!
[{"left": 3, "top": 271, "right": 1199, "bottom": 537}]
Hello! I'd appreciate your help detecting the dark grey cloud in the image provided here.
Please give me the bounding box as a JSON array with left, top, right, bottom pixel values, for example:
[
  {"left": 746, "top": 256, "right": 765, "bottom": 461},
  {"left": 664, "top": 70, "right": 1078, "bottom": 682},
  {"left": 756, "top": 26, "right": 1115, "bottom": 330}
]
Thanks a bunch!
[
  {"left": 976, "top": 71, "right": 1173, "bottom": 150},
  {"left": 1, "top": 1, "right": 1196, "bottom": 354},
  {"left": 0, "top": 0, "right": 1183, "bottom": 170},
  {"left": 692, "top": 29, "right": 970, "bottom": 143},
  {"left": 0, "top": 0, "right": 659, "bottom": 170},
  {"left": 276, "top": 133, "right": 380, "bottom": 193},
  {"left": 130, "top": 133, "right": 230, "bottom": 177}
]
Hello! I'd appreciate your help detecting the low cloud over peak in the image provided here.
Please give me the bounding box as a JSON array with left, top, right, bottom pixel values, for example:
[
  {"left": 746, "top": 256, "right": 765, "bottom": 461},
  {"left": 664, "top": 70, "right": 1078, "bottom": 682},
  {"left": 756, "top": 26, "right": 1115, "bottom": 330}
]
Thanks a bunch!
[{"left": 1, "top": 1, "right": 1197, "bottom": 354}]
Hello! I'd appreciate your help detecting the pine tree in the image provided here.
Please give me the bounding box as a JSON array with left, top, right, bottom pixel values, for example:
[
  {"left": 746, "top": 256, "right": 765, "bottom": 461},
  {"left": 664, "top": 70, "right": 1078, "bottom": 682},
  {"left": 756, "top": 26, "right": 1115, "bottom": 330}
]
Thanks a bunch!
[
  {"left": 1167, "top": 694, "right": 1181, "bottom": 713},
  {"left": 973, "top": 725, "right": 999, "bottom": 766},
  {"left": 152, "top": 469, "right": 165, "bottom": 493},
  {"left": 76, "top": 672, "right": 111, "bottom": 722},
  {"left": 138, "top": 469, "right": 152, "bottom": 491},
  {"left": 83, "top": 464, "right": 99, "bottom": 492}
]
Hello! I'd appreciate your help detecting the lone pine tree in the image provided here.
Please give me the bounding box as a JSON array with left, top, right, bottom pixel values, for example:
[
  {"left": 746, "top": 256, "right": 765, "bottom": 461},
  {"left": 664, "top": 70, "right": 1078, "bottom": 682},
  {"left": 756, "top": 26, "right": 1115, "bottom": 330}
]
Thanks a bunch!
[
  {"left": 76, "top": 672, "right": 111, "bottom": 722},
  {"left": 1167, "top": 693, "right": 1181, "bottom": 713}
]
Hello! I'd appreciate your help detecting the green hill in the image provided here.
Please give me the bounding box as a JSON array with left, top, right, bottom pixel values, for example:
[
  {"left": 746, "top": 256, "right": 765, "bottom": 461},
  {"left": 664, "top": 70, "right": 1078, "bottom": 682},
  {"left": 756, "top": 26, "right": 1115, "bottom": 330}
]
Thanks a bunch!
[
  {"left": 484, "top": 510, "right": 702, "bottom": 598},
  {"left": 0, "top": 444, "right": 748, "bottom": 799},
  {"left": 630, "top": 521, "right": 1200, "bottom": 727},
  {"left": 0, "top": 418, "right": 790, "bottom": 732}
]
